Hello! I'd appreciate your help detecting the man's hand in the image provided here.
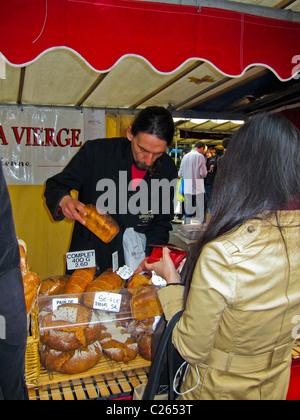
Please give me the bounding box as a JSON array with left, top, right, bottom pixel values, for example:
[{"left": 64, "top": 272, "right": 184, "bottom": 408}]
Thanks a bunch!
[{"left": 59, "top": 196, "right": 87, "bottom": 225}]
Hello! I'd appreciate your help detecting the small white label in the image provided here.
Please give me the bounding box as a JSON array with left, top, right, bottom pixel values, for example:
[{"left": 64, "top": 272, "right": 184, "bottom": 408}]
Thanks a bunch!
[
  {"left": 66, "top": 250, "right": 96, "bottom": 271},
  {"left": 117, "top": 265, "right": 134, "bottom": 280},
  {"left": 151, "top": 271, "right": 167, "bottom": 287},
  {"left": 112, "top": 251, "right": 119, "bottom": 273},
  {"left": 93, "top": 292, "right": 122, "bottom": 313},
  {"left": 52, "top": 298, "right": 79, "bottom": 312}
]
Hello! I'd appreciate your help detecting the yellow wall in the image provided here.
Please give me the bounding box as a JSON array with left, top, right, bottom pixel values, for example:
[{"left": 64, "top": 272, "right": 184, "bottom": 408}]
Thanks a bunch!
[{"left": 7, "top": 113, "right": 134, "bottom": 280}]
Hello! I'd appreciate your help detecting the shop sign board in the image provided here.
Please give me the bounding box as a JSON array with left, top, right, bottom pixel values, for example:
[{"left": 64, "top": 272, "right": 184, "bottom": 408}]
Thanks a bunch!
[{"left": 0, "top": 106, "right": 85, "bottom": 185}]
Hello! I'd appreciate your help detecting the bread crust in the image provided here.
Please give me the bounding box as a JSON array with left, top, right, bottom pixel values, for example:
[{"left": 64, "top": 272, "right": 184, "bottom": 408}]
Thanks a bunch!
[
  {"left": 84, "top": 270, "right": 124, "bottom": 309},
  {"left": 23, "top": 272, "right": 41, "bottom": 313},
  {"left": 40, "top": 341, "right": 102, "bottom": 374},
  {"left": 81, "top": 204, "right": 120, "bottom": 243},
  {"left": 64, "top": 267, "right": 96, "bottom": 295},
  {"left": 131, "top": 285, "right": 163, "bottom": 321},
  {"left": 39, "top": 275, "right": 70, "bottom": 297},
  {"left": 100, "top": 322, "right": 138, "bottom": 363},
  {"left": 40, "top": 304, "right": 105, "bottom": 351}
]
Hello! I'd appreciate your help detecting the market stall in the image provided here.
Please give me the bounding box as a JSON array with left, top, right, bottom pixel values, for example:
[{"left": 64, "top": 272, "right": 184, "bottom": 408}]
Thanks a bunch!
[{"left": 1, "top": 0, "right": 300, "bottom": 401}]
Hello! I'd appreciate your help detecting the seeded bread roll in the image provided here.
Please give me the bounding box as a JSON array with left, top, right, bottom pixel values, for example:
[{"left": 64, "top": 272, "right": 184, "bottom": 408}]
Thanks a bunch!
[{"left": 80, "top": 204, "right": 120, "bottom": 243}]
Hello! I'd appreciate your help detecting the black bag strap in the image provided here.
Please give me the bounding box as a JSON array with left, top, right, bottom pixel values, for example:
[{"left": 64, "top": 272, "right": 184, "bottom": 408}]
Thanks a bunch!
[{"left": 142, "top": 310, "right": 184, "bottom": 400}]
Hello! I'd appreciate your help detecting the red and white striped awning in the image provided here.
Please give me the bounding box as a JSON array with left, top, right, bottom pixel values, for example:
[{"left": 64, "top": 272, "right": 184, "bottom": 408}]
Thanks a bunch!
[{"left": 1, "top": 0, "right": 299, "bottom": 80}]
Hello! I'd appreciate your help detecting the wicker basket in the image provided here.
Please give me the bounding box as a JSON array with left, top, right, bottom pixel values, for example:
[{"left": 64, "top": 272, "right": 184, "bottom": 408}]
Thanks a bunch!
[{"left": 25, "top": 304, "right": 41, "bottom": 386}]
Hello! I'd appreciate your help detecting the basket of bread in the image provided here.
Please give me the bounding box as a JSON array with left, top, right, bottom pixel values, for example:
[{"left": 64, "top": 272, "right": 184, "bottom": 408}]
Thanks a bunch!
[
  {"left": 19, "top": 239, "right": 41, "bottom": 386},
  {"left": 37, "top": 268, "right": 163, "bottom": 377}
]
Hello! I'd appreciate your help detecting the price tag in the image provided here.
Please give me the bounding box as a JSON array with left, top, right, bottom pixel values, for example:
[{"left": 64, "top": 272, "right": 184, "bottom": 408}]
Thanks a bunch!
[
  {"left": 66, "top": 250, "right": 96, "bottom": 271},
  {"left": 117, "top": 265, "right": 133, "bottom": 280},
  {"left": 112, "top": 251, "right": 119, "bottom": 273},
  {"left": 93, "top": 292, "right": 122, "bottom": 313},
  {"left": 52, "top": 298, "right": 79, "bottom": 312}
]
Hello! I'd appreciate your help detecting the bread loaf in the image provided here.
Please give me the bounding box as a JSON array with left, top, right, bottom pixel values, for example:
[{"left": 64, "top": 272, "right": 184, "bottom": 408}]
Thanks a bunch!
[
  {"left": 131, "top": 285, "right": 163, "bottom": 321},
  {"left": 39, "top": 275, "right": 70, "bottom": 297},
  {"left": 100, "top": 322, "right": 138, "bottom": 363},
  {"left": 80, "top": 204, "right": 120, "bottom": 243},
  {"left": 18, "top": 239, "right": 41, "bottom": 313},
  {"left": 127, "top": 274, "right": 151, "bottom": 294},
  {"left": 40, "top": 304, "right": 105, "bottom": 351},
  {"left": 137, "top": 334, "right": 152, "bottom": 361},
  {"left": 84, "top": 270, "right": 124, "bottom": 309},
  {"left": 18, "top": 239, "right": 29, "bottom": 276},
  {"left": 40, "top": 341, "right": 102, "bottom": 374},
  {"left": 64, "top": 267, "right": 96, "bottom": 295},
  {"left": 23, "top": 272, "right": 41, "bottom": 313}
]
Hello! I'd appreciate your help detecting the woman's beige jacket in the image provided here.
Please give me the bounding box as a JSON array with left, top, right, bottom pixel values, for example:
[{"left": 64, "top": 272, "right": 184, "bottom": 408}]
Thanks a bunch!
[{"left": 158, "top": 211, "right": 300, "bottom": 400}]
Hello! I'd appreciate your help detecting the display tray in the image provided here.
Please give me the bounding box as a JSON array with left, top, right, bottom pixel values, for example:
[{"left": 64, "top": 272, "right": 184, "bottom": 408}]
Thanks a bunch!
[{"left": 28, "top": 354, "right": 150, "bottom": 400}]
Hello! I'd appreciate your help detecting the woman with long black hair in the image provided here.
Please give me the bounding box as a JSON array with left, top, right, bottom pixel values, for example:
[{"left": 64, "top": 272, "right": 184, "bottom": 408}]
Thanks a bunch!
[{"left": 146, "top": 113, "right": 300, "bottom": 400}]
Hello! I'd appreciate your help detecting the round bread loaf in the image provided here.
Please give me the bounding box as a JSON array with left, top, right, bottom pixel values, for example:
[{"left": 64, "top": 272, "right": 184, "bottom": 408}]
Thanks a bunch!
[
  {"left": 40, "top": 341, "right": 102, "bottom": 374},
  {"left": 40, "top": 304, "right": 105, "bottom": 351},
  {"left": 100, "top": 322, "right": 138, "bottom": 363}
]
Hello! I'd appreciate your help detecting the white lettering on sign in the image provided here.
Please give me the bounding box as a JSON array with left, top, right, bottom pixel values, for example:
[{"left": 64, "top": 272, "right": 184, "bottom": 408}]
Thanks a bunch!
[{"left": 66, "top": 250, "right": 96, "bottom": 271}]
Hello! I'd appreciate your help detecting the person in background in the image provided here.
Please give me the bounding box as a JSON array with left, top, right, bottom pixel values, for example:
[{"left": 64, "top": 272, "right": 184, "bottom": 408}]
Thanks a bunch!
[
  {"left": 0, "top": 165, "right": 28, "bottom": 400},
  {"left": 173, "top": 147, "right": 191, "bottom": 223},
  {"left": 204, "top": 147, "right": 218, "bottom": 207},
  {"left": 146, "top": 113, "right": 300, "bottom": 400},
  {"left": 179, "top": 142, "right": 207, "bottom": 224},
  {"left": 218, "top": 137, "right": 231, "bottom": 167}
]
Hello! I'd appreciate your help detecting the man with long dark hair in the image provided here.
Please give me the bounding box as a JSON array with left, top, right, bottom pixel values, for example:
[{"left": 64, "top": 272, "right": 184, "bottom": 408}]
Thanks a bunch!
[
  {"left": 45, "top": 107, "right": 178, "bottom": 275},
  {"left": 147, "top": 113, "right": 300, "bottom": 400}
]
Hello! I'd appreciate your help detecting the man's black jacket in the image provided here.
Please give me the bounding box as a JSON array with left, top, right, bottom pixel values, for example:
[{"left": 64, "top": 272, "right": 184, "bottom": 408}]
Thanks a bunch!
[{"left": 44, "top": 138, "right": 178, "bottom": 275}]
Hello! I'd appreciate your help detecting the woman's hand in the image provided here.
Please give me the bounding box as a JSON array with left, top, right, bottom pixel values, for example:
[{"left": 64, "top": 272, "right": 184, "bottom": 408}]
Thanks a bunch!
[
  {"left": 145, "top": 247, "right": 181, "bottom": 285},
  {"left": 59, "top": 196, "right": 87, "bottom": 224}
]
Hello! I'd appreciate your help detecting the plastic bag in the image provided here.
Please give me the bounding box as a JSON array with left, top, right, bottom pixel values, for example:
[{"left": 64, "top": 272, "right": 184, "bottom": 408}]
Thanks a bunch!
[{"left": 122, "top": 227, "right": 146, "bottom": 272}]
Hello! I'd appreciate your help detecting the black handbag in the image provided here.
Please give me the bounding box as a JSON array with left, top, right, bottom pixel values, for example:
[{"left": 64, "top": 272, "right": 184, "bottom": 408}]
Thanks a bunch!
[{"left": 142, "top": 310, "right": 186, "bottom": 400}]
